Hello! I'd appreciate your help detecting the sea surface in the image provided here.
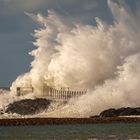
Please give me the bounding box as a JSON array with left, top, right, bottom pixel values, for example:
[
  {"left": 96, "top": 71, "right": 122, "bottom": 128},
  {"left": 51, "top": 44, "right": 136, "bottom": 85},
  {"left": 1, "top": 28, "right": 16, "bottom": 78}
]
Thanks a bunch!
[{"left": 0, "top": 123, "right": 140, "bottom": 140}]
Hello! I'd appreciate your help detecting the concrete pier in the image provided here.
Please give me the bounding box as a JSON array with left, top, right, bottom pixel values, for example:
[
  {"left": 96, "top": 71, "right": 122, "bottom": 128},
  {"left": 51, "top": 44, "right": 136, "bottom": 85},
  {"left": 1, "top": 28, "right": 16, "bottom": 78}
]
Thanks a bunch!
[{"left": 17, "top": 86, "right": 87, "bottom": 101}]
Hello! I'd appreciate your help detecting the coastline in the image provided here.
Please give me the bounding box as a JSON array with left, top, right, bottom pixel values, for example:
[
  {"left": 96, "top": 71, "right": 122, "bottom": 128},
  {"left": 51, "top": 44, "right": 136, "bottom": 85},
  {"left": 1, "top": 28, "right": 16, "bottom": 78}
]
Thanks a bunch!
[{"left": 0, "top": 117, "right": 140, "bottom": 126}]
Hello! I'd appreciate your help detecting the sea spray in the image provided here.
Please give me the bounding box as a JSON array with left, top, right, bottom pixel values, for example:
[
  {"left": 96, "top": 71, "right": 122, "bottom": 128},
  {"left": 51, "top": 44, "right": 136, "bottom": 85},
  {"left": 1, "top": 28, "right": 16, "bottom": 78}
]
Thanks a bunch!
[
  {"left": 6, "top": 0, "right": 140, "bottom": 117},
  {"left": 0, "top": 88, "right": 37, "bottom": 118}
]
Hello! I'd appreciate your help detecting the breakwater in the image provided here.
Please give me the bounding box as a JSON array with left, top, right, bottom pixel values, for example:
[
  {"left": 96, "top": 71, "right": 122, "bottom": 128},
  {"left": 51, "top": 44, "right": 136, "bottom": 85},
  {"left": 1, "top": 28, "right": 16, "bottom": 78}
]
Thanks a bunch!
[{"left": 0, "top": 117, "right": 140, "bottom": 126}]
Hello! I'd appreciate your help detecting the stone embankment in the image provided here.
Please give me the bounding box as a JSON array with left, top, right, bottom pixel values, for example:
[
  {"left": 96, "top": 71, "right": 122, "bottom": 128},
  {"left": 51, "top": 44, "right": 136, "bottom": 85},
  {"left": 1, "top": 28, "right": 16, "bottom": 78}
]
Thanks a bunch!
[{"left": 0, "top": 117, "right": 140, "bottom": 126}]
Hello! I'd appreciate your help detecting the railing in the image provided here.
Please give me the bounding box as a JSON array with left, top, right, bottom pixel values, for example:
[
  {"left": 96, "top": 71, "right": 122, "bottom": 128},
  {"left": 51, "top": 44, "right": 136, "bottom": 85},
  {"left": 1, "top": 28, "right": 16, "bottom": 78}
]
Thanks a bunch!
[
  {"left": 43, "top": 86, "right": 86, "bottom": 101},
  {"left": 16, "top": 86, "right": 87, "bottom": 101}
]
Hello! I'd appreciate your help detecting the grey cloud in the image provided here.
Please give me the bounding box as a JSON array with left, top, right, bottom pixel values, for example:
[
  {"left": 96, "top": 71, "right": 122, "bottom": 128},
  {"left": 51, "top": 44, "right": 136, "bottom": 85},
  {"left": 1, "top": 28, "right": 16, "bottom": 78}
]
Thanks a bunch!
[
  {"left": 0, "top": 0, "right": 46, "bottom": 15},
  {"left": 0, "top": 0, "right": 100, "bottom": 16}
]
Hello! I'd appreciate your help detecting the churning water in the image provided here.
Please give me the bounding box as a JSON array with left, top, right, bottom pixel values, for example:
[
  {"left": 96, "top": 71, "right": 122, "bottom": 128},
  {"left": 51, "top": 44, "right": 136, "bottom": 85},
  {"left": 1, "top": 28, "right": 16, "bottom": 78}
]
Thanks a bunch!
[{"left": 0, "top": 123, "right": 140, "bottom": 140}]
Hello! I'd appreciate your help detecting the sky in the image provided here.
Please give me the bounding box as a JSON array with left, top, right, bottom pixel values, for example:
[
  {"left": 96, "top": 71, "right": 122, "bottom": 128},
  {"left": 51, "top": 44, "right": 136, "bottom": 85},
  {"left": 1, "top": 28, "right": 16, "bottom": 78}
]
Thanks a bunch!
[{"left": 0, "top": 0, "right": 138, "bottom": 87}]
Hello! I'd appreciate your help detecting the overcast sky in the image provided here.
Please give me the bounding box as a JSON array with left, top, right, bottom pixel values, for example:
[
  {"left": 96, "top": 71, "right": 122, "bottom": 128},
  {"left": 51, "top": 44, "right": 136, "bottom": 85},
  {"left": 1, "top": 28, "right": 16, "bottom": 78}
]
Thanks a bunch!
[{"left": 0, "top": 0, "right": 138, "bottom": 86}]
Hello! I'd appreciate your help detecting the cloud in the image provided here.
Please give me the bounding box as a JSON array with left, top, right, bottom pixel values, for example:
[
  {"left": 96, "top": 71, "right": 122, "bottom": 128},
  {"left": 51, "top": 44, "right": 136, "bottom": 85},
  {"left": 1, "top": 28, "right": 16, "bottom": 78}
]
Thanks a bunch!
[
  {"left": 0, "top": 0, "right": 46, "bottom": 15},
  {"left": 0, "top": 0, "right": 100, "bottom": 17},
  {"left": 0, "top": 0, "right": 108, "bottom": 28}
]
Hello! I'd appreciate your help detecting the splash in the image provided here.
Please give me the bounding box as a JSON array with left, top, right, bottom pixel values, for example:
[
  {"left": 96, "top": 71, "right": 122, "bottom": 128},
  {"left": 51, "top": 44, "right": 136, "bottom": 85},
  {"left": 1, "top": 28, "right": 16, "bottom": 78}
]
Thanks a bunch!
[{"left": 9, "top": 0, "right": 140, "bottom": 117}]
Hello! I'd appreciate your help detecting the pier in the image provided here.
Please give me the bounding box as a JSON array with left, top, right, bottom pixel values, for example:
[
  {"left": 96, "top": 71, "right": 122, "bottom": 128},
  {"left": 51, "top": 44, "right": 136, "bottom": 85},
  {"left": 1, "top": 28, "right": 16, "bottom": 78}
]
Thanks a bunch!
[{"left": 17, "top": 86, "right": 87, "bottom": 101}]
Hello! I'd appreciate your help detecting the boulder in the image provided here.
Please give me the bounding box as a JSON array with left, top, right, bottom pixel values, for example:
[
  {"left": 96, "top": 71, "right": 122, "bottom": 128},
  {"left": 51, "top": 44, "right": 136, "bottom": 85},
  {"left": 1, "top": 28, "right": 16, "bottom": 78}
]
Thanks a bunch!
[
  {"left": 135, "top": 107, "right": 140, "bottom": 115},
  {"left": 116, "top": 107, "right": 126, "bottom": 115},
  {"left": 6, "top": 98, "right": 51, "bottom": 115},
  {"left": 99, "top": 108, "right": 118, "bottom": 117},
  {"left": 99, "top": 107, "right": 140, "bottom": 117},
  {"left": 119, "top": 107, "right": 136, "bottom": 116}
]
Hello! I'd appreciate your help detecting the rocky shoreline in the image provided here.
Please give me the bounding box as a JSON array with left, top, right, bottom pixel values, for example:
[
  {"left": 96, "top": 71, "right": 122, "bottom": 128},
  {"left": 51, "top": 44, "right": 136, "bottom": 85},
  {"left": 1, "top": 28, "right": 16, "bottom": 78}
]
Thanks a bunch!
[
  {"left": 1, "top": 98, "right": 140, "bottom": 126},
  {"left": 5, "top": 99, "right": 140, "bottom": 116}
]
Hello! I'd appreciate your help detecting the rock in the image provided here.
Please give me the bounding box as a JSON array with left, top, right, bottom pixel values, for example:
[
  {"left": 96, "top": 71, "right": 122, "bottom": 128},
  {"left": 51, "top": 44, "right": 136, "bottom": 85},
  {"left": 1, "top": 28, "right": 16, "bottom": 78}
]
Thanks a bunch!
[
  {"left": 6, "top": 98, "right": 51, "bottom": 115},
  {"left": 99, "top": 107, "right": 140, "bottom": 117},
  {"left": 90, "top": 115, "right": 99, "bottom": 118},
  {"left": 0, "top": 109, "right": 4, "bottom": 115},
  {"left": 115, "top": 107, "right": 126, "bottom": 115},
  {"left": 119, "top": 107, "right": 136, "bottom": 116},
  {"left": 100, "top": 108, "right": 118, "bottom": 117},
  {"left": 135, "top": 107, "right": 140, "bottom": 115}
]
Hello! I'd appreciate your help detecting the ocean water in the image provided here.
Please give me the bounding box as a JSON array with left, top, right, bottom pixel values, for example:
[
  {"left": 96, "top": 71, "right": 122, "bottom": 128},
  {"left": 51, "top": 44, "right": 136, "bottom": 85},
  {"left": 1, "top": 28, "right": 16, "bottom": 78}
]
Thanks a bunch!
[{"left": 0, "top": 123, "right": 140, "bottom": 140}]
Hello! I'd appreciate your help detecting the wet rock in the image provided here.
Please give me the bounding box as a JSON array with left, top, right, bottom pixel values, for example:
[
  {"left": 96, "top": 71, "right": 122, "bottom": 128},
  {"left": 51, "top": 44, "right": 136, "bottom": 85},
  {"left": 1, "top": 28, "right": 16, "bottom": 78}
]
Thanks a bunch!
[
  {"left": 119, "top": 107, "right": 136, "bottom": 116},
  {"left": 115, "top": 107, "right": 126, "bottom": 115},
  {"left": 6, "top": 98, "right": 51, "bottom": 115},
  {"left": 99, "top": 107, "right": 140, "bottom": 117},
  {"left": 0, "top": 109, "right": 4, "bottom": 115},
  {"left": 135, "top": 108, "right": 140, "bottom": 115},
  {"left": 99, "top": 108, "right": 118, "bottom": 117}
]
